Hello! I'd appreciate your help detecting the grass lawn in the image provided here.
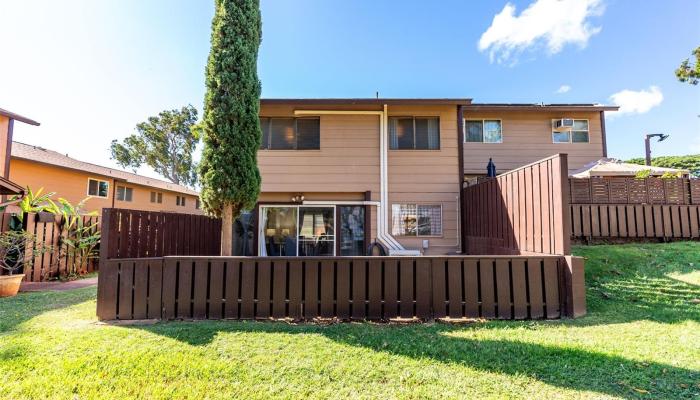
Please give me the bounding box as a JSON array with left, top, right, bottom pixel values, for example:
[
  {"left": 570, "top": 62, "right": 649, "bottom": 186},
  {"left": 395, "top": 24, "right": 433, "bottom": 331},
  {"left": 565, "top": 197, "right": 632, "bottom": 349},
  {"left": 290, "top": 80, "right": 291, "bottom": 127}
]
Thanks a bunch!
[{"left": 1, "top": 242, "right": 699, "bottom": 399}]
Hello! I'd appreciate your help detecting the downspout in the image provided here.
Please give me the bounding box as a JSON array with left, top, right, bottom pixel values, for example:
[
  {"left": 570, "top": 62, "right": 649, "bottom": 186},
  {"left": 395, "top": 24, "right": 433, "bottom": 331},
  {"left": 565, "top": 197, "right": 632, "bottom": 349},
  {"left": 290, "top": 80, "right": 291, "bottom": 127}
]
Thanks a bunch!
[{"left": 294, "top": 108, "right": 404, "bottom": 251}]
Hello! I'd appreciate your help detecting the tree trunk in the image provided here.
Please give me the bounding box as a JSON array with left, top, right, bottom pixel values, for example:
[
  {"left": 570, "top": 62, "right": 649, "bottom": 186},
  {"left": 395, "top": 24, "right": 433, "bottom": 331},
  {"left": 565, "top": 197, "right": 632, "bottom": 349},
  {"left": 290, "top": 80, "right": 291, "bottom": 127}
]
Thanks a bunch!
[{"left": 221, "top": 204, "right": 234, "bottom": 256}]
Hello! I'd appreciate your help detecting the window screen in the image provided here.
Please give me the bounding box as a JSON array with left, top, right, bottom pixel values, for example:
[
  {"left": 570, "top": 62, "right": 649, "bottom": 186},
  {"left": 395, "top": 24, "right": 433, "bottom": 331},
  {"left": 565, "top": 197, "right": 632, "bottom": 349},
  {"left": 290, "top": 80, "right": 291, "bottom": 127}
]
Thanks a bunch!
[
  {"left": 270, "top": 118, "right": 295, "bottom": 150},
  {"left": 260, "top": 117, "right": 320, "bottom": 150},
  {"left": 296, "top": 118, "right": 321, "bottom": 150},
  {"left": 391, "top": 204, "right": 442, "bottom": 236},
  {"left": 260, "top": 117, "right": 270, "bottom": 149},
  {"left": 389, "top": 117, "right": 440, "bottom": 150}
]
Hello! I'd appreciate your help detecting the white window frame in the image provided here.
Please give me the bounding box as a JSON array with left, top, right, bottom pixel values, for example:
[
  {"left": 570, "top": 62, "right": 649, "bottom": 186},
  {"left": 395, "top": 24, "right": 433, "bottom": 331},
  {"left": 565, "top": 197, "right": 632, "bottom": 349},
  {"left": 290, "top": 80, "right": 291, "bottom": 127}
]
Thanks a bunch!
[
  {"left": 464, "top": 119, "right": 503, "bottom": 143},
  {"left": 551, "top": 118, "right": 590, "bottom": 144},
  {"left": 86, "top": 178, "right": 109, "bottom": 198},
  {"left": 115, "top": 185, "right": 133, "bottom": 202},
  {"left": 258, "top": 205, "right": 337, "bottom": 256},
  {"left": 391, "top": 203, "right": 443, "bottom": 237}
]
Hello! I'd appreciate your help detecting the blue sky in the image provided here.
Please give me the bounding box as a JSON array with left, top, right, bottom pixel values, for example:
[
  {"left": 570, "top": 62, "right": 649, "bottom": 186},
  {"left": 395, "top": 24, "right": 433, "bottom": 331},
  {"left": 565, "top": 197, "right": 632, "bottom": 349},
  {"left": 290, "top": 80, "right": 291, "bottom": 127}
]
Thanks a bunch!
[{"left": 0, "top": 0, "right": 698, "bottom": 181}]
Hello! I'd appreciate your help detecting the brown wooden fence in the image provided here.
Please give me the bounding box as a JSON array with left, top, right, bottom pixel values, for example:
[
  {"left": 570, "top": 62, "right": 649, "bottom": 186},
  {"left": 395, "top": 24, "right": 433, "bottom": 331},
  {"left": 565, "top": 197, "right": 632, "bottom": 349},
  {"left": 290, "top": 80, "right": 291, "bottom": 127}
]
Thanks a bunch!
[
  {"left": 570, "top": 177, "right": 700, "bottom": 205},
  {"left": 96, "top": 255, "right": 586, "bottom": 321},
  {"left": 571, "top": 204, "right": 700, "bottom": 240},
  {"left": 100, "top": 208, "right": 222, "bottom": 262},
  {"left": 0, "top": 212, "right": 99, "bottom": 282},
  {"left": 463, "top": 154, "right": 570, "bottom": 255}
]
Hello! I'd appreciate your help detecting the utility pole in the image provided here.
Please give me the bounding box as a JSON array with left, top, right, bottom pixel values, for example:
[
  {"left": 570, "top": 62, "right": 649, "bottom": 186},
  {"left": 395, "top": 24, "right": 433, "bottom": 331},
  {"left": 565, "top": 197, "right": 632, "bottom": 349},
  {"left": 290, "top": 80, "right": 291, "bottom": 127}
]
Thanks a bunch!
[{"left": 644, "top": 133, "right": 669, "bottom": 166}]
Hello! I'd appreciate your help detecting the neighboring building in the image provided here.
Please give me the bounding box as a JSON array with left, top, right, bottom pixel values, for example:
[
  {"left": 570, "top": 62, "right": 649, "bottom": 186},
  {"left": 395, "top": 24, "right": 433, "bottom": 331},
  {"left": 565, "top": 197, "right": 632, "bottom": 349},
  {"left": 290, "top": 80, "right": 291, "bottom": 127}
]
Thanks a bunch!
[
  {"left": 245, "top": 98, "right": 618, "bottom": 257},
  {"left": 460, "top": 104, "right": 617, "bottom": 177},
  {"left": 0, "top": 108, "right": 39, "bottom": 198},
  {"left": 9, "top": 142, "right": 202, "bottom": 215}
]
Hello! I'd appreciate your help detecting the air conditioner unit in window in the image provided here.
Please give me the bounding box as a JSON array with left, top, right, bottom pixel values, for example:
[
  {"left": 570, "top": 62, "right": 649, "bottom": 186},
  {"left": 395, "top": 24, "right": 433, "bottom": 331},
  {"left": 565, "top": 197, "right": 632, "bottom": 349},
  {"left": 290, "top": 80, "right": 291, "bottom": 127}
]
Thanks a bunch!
[{"left": 553, "top": 118, "right": 574, "bottom": 131}]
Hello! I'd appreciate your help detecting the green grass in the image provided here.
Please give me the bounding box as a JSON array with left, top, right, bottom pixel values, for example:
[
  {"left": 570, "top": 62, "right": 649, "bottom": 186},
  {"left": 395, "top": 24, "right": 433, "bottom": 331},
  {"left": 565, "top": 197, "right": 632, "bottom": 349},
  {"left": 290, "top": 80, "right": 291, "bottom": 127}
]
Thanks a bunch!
[{"left": 1, "top": 242, "right": 699, "bottom": 399}]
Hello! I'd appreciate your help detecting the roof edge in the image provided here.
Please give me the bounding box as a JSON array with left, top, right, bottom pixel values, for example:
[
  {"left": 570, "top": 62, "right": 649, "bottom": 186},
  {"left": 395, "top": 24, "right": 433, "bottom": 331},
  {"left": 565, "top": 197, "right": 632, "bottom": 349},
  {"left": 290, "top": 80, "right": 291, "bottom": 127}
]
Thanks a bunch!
[
  {"left": 465, "top": 103, "right": 619, "bottom": 112},
  {"left": 0, "top": 107, "right": 40, "bottom": 126},
  {"left": 261, "top": 98, "right": 473, "bottom": 106}
]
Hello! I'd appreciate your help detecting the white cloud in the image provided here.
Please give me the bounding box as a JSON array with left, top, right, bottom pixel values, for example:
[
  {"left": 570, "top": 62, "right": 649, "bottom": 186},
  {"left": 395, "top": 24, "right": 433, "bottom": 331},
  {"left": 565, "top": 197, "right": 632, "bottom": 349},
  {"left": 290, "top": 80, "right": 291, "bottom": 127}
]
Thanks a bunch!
[
  {"left": 609, "top": 86, "right": 664, "bottom": 116},
  {"left": 556, "top": 85, "right": 571, "bottom": 94},
  {"left": 478, "top": 0, "right": 604, "bottom": 64}
]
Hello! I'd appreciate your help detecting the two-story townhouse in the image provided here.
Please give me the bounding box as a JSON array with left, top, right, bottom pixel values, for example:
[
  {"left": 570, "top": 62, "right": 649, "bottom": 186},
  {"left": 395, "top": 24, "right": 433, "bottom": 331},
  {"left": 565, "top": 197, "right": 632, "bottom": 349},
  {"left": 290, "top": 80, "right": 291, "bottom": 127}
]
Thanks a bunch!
[{"left": 237, "top": 99, "right": 617, "bottom": 257}]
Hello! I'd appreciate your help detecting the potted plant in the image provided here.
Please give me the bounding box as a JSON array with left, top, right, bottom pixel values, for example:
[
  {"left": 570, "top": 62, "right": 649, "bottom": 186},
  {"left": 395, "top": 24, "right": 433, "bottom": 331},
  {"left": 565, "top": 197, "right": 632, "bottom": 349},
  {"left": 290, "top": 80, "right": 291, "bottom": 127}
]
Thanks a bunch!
[{"left": 0, "top": 230, "right": 52, "bottom": 297}]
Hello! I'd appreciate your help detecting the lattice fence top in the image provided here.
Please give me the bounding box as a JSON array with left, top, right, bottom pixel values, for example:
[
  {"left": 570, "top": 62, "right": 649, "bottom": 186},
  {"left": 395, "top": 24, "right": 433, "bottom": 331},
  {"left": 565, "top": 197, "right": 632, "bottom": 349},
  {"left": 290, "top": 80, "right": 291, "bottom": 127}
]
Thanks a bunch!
[{"left": 569, "top": 177, "right": 699, "bottom": 204}]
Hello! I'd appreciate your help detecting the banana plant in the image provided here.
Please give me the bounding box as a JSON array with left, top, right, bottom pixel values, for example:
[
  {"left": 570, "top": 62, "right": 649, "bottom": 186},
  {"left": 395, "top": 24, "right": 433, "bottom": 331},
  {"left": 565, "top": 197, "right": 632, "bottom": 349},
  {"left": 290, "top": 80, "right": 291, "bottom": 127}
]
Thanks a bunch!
[
  {"left": 12, "top": 187, "right": 56, "bottom": 223},
  {"left": 44, "top": 197, "right": 100, "bottom": 277}
]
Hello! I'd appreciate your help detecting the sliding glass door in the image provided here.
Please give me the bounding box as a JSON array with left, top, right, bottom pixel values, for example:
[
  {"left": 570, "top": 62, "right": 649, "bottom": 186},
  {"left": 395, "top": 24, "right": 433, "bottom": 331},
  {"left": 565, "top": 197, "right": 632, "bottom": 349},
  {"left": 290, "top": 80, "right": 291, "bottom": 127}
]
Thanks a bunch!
[
  {"left": 339, "top": 206, "right": 365, "bottom": 256},
  {"left": 260, "top": 206, "right": 335, "bottom": 256}
]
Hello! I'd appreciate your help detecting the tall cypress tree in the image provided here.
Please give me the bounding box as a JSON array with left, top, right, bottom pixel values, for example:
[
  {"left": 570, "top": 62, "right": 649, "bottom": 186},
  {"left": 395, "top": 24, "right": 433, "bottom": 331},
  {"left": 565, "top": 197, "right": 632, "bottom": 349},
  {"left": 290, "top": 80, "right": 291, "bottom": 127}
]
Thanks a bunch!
[{"left": 200, "top": 0, "right": 262, "bottom": 255}]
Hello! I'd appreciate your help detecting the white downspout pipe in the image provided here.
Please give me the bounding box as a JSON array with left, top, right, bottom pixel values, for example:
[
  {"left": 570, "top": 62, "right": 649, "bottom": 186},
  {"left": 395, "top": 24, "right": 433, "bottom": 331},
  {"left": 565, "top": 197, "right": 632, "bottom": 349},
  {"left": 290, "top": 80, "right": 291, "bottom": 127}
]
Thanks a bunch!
[{"left": 294, "top": 108, "right": 404, "bottom": 251}]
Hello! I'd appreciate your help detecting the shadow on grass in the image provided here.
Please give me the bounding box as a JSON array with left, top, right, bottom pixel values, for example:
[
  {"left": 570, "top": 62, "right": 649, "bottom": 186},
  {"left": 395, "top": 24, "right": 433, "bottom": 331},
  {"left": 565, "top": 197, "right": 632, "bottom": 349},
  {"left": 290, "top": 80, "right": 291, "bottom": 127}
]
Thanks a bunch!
[
  {"left": 130, "top": 321, "right": 698, "bottom": 399},
  {"left": 120, "top": 243, "right": 700, "bottom": 398},
  {"left": 574, "top": 242, "right": 700, "bottom": 325},
  {"left": 0, "top": 286, "right": 96, "bottom": 333}
]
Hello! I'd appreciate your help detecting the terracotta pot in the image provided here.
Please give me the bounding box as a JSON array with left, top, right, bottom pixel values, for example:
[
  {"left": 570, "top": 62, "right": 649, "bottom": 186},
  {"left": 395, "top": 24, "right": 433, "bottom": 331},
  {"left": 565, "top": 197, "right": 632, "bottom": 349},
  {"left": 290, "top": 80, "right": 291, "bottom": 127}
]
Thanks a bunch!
[{"left": 0, "top": 274, "right": 25, "bottom": 297}]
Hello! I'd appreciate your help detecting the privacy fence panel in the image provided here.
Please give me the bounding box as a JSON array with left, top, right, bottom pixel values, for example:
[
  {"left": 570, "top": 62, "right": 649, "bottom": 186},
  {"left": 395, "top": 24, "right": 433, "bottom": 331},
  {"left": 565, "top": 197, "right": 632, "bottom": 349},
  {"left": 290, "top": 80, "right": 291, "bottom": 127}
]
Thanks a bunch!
[
  {"left": 571, "top": 204, "right": 700, "bottom": 240},
  {"left": 0, "top": 212, "right": 99, "bottom": 282},
  {"left": 96, "top": 255, "right": 586, "bottom": 321},
  {"left": 462, "top": 154, "right": 570, "bottom": 256},
  {"left": 100, "top": 208, "right": 221, "bottom": 261},
  {"left": 569, "top": 177, "right": 700, "bottom": 205}
]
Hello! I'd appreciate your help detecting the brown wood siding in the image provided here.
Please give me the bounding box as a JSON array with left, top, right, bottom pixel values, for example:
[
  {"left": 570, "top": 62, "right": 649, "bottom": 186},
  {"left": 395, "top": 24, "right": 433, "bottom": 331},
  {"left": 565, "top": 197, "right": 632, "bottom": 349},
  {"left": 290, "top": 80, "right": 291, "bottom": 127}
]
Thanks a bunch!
[
  {"left": 387, "top": 105, "right": 460, "bottom": 254},
  {"left": 258, "top": 106, "right": 380, "bottom": 195},
  {"left": 259, "top": 104, "right": 460, "bottom": 255},
  {"left": 462, "top": 111, "right": 604, "bottom": 174}
]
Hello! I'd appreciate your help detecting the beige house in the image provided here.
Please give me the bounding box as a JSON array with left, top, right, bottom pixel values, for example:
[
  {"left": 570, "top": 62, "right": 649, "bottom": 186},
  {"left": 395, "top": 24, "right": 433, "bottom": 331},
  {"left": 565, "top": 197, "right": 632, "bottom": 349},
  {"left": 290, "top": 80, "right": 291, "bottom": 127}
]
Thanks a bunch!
[{"left": 247, "top": 98, "right": 617, "bottom": 258}]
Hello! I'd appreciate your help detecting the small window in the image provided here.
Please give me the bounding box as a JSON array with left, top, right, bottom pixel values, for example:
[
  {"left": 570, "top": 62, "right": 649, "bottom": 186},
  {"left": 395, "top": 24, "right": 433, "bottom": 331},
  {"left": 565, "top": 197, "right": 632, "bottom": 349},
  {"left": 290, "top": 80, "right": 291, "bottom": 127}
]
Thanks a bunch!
[
  {"left": 552, "top": 119, "right": 589, "bottom": 143},
  {"left": 151, "top": 191, "right": 163, "bottom": 203},
  {"left": 391, "top": 204, "right": 442, "bottom": 236},
  {"left": 195, "top": 198, "right": 201, "bottom": 209},
  {"left": 87, "top": 178, "right": 109, "bottom": 198},
  {"left": 389, "top": 117, "right": 440, "bottom": 150},
  {"left": 464, "top": 120, "right": 502, "bottom": 143},
  {"left": 259, "top": 117, "right": 320, "bottom": 150},
  {"left": 116, "top": 186, "right": 133, "bottom": 202},
  {"left": 176, "top": 196, "right": 186, "bottom": 207}
]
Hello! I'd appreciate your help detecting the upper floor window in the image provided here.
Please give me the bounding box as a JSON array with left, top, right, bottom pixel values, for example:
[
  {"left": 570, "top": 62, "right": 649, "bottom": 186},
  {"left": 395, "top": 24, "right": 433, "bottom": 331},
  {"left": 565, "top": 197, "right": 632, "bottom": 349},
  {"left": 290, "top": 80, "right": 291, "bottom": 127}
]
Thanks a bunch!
[
  {"left": 552, "top": 119, "right": 589, "bottom": 143},
  {"left": 176, "top": 195, "right": 186, "bottom": 207},
  {"left": 87, "top": 178, "right": 109, "bottom": 198},
  {"left": 150, "top": 191, "right": 163, "bottom": 204},
  {"left": 464, "top": 120, "right": 502, "bottom": 143},
  {"left": 116, "top": 186, "right": 133, "bottom": 202},
  {"left": 389, "top": 117, "right": 440, "bottom": 150},
  {"left": 391, "top": 204, "right": 442, "bottom": 236},
  {"left": 259, "top": 117, "right": 320, "bottom": 150},
  {"left": 195, "top": 198, "right": 201, "bottom": 209}
]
